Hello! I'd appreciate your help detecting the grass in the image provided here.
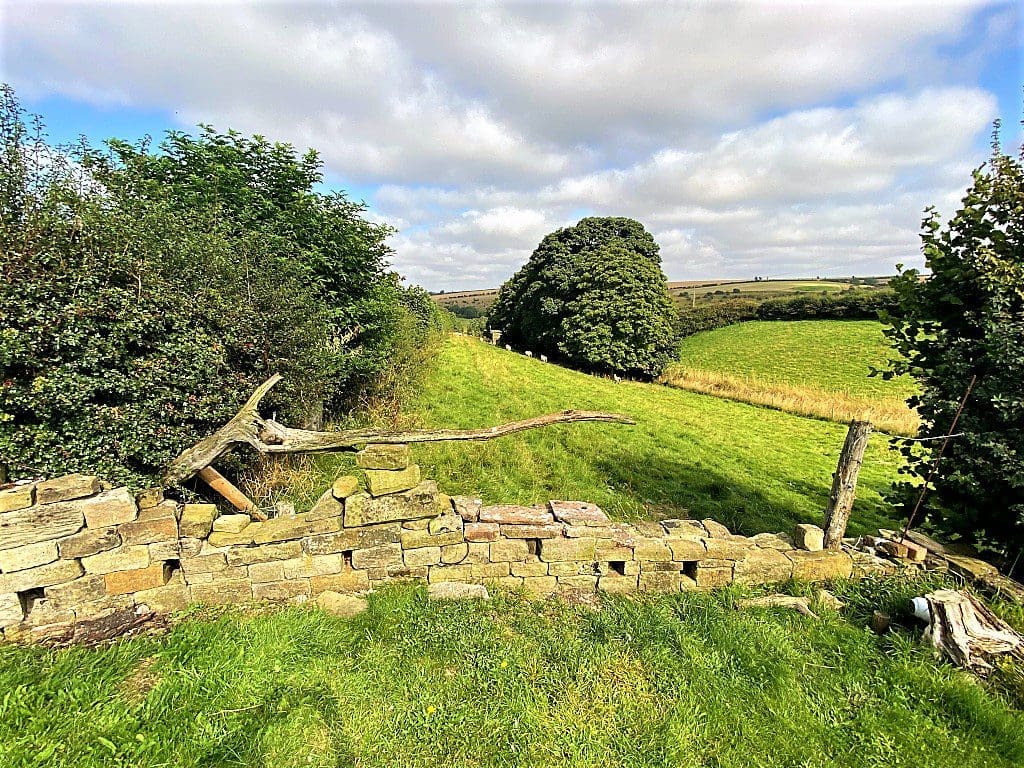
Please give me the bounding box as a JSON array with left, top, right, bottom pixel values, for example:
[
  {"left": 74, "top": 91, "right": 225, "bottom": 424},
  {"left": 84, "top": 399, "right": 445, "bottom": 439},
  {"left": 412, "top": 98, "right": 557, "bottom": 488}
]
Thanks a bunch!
[
  {"left": 1, "top": 577, "right": 1022, "bottom": 768},
  {"left": 662, "top": 321, "right": 919, "bottom": 435}
]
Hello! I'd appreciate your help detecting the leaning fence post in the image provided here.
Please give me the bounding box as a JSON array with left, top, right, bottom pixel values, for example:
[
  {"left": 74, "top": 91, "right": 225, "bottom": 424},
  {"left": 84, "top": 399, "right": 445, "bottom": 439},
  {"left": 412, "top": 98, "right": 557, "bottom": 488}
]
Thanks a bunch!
[{"left": 823, "top": 419, "right": 873, "bottom": 549}]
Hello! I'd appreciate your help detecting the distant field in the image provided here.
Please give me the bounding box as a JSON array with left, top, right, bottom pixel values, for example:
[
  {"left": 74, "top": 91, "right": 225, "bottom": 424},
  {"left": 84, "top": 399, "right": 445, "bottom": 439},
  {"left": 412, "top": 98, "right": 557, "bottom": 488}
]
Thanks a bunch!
[{"left": 663, "top": 320, "right": 918, "bottom": 434}]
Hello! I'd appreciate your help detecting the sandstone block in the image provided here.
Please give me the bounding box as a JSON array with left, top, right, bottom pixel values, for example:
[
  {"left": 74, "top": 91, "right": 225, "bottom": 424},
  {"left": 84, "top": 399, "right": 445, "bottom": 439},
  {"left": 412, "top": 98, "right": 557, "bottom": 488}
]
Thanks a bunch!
[
  {"left": 440, "top": 543, "right": 468, "bottom": 564},
  {"left": 307, "top": 554, "right": 344, "bottom": 576},
  {"left": 786, "top": 550, "right": 853, "bottom": 581},
  {"left": 428, "top": 581, "right": 489, "bottom": 600},
  {"left": 253, "top": 515, "right": 339, "bottom": 545},
  {"left": 0, "top": 559, "right": 83, "bottom": 593},
  {"left": 352, "top": 543, "right": 403, "bottom": 570},
  {"left": 190, "top": 580, "right": 252, "bottom": 605},
  {"left": 548, "top": 561, "right": 598, "bottom": 577},
  {"left": 521, "top": 576, "right": 558, "bottom": 597},
  {"left": 465, "top": 542, "right": 491, "bottom": 564},
  {"left": 316, "top": 591, "right": 368, "bottom": 617},
  {"left": 751, "top": 532, "right": 794, "bottom": 550},
  {"left": 661, "top": 519, "right": 707, "bottom": 538},
  {"left": 344, "top": 482, "right": 439, "bottom": 527},
  {"left": 489, "top": 539, "right": 530, "bottom": 562},
  {"left": 0, "top": 497, "right": 84, "bottom": 551},
  {"left": 0, "top": 482, "right": 34, "bottom": 513},
  {"left": 500, "top": 524, "right": 562, "bottom": 539},
  {"left": 302, "top": 524, "right": 402, "bottom": 555},
  {"left": 401, "top": 528, "right": 463, "bottom": 549},
  {"left": 104, "top": 562, "right": 170, "bottom": 595},
  {"left": 0, "top": 540, "right": 58, "bottom": 572},
  {"left": 226, "top": 541, "right": 302, "bottom": 565},
  {"left": 633, "top": 521, "right": 666, "bottom": 537},
  {"left": 557, "top": 575, "right": 598, "bottom": 592},
  {"left": 549, "top": 500, "right": 610, "bottom": 527},
  {"left": 598, "top": 575, "right": 638, "bottom": 594},
  {"left": 135, "top": 487, "right": 164, "bottom": 509},
  {"left": 702, "top": 519, "right": 732, "bottom": 538},
  {"left": 178, "top": 538, "right": 203, "bottom": 558},
  {"left": 252, "top": 580, "right": 309, "bottom": 601},
  {"left": 640, "top": 571, "right": 682, "bottom": 592},
  {"left": 36, "top": 474, "right": 101, "bottom": 505},
  {"left": 356, "top": 443, "right": 411, "bottom": 470},
  {"left": 119, "top": 515, "right": 178, "bottom": 545},
  {"left": 634, "top": 538, "right": 672, "bottom": 562},
  {"left": 212, "top": 514, "right": 251, "bottom": 534},
  {"left": 248, "top": 561, "right": 285, "bottom": 583},
  {"left": 563, "top": 525, "right": 618, "bottom": 539},
  {"left": 180, "top": 553, "right": 228, "bottom": 575},
  {"left": 470, "top": 562, "right": 510, "bottom": 580},
  {"left": 370, "top": 564, "right": 429, "bottom": 581},
  {"left": 307, "top": 490, "right": 343, "bottom": 521},
  {"left": 405, "top": 546, "right": 441, "bottom": 567},
  {"left": 452, "top": 496, "right": 482, "bottom": 522},
  {"left": 133, "top": 572, "right": 188, "bottom": 613},
  {"left": 428, "top": 513, "right": 463, "bottom": 536},
  {"left": 595, "top": 540, "right": 634, "bottom": 562},
  {"left": 479, "top": 505, "right": 554, "bottom": 525},
  {"left": 510, "top": 560, "right": 548, "bottom": 577},
  {"left": 793, "top": 524, "right": 825, "bottom": 552},
  {"left": 331, "top": 475, "right": 361, "bottom": 499},
  {"left": 44, "top": 574, "right": 106, "bottom": 608},
  {"left": 702, "top": 539, "right": 752, "bottom": 560},
  {"left": 403, "top": 518, "right": 430, "bottom": 530},
  {"left": 310, "top": 570, "right": 370, "bottom": 594},
  {"left": 539, "top": 537, "right": 597, "bottom": 563},
  {"left": 0, "top": 592, "right": 23, "bottom": 628},
  {"left": 180, "top": 504, "right": 218, "bottom": 539},
  {"left": 667, "top": 539, "right": 706, "bottom": 561},
  {"left": 903, "top": 540, "right": 928, "bottom": 562},
  {"left": 734, "top": 547, "right": 793, "bottom": 585},
  {"left": 464, "top": 522, "right": 499, "bottom": 542},
  {"left": 82, "top": 545, "right": 149, "bottom": 575},
  {"left": 365, "top": 465, "right": 421, "bottom": 497},
  {"left": 694, "top": 560, "right": 733, "bottom": 588},
  {"left": 427, "top": 564, "right": 474, "bottom": 583},
  {"left": 57, "top": 527, "right": 120, "bottom": 560},
  {"left": 79, "top": 487, "right": 137, "bottom": 528}
]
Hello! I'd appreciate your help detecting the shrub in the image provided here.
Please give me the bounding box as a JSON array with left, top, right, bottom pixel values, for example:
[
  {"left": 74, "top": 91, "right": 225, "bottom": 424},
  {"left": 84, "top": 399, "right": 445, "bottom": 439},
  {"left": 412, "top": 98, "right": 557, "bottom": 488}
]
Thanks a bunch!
[
  {"left": 756, "top": 290, "right": 898, "bottom": 320},
  {"left": 676, "top": 299, "right": 762, "bottom": 337}
]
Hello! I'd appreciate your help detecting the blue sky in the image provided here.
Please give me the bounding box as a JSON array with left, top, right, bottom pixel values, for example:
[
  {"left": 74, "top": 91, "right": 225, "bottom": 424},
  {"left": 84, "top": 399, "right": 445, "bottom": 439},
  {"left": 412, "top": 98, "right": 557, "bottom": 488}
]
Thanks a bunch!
[{"left": 4, "top": 1, "right": 1021, "bottom": 290}]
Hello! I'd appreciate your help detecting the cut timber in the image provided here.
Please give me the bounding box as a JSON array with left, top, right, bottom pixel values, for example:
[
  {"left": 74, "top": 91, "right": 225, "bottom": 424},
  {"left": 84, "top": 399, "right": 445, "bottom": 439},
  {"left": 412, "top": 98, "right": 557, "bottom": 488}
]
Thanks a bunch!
[
  {"left": 164, "top": 375, "right": 634, "bottom": 485},
  {"left": 823, "top": 420, "right": 872, "bottom": 549},
  {"left": 923, "top": 589, "right": 1024, "bottom": 673},
  {"left": 735, "top": 594, "right": 819, "bottom": 619},
  {"left": 197, "top": 466, "right": 265, "bottom": 521}
]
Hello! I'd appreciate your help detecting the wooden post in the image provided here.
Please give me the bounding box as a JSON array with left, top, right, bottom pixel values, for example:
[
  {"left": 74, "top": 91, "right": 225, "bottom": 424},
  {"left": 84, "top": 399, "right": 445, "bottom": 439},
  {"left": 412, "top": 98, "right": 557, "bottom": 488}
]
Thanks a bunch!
[
  {"left": 197, "top": 466, "right": 265, "bottom": 520},
  {"left": 823, "top": 420, "right": 872, "bottom": 549}
]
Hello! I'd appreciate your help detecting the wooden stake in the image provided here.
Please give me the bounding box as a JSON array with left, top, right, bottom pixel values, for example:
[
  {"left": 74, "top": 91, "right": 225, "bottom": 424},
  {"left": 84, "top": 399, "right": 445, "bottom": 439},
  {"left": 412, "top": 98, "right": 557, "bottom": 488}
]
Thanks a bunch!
[
  {"left": 823, "top": 419, "right": 872, "bottom": 549},
  {"left": 197, "top": 466, "right": 263, "bottom": 519}
]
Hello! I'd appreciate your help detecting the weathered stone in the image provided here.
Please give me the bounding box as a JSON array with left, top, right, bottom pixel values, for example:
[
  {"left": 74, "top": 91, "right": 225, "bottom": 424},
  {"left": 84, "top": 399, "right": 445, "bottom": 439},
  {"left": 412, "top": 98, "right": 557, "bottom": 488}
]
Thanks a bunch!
[
  {"left": 331, "top": 475, "right": 361, "bottom": 499},
  {"left": 275, "top": 500, "right": 297, "bottom": 517},
  {"left": 944, "top": 554, "right": 999, "bottom": 581},
  {"left": 464, "top": 522, "right": 500, "bottom": 542},
  {"left": 428, "top": 581, "right": 489, "bottom": 600},
  {"left": 178, "top": 538, "right": 203, "bottom": 558},
  {"left": 307, "top": 490, "right": 344, "bottom": 521},
  {"left": 701, "top": 519, "right": 732, "bottom": 538},
  {"left": 180, "top": 504, "right": 218, "bottom": 539},
  {"left": 104, "top": 562, "right": 171, "bottom": 595},
  {"left": 310, "top": 570, "right": 370, "bottom": 594},
  {"left": 510, "top": 560, "right": 548, "bottom": 577},
  {"left": 253, "top": 580, "right": 309, "bottom": 601},
  {"left": 253, "top": 515, "right": 339, "bottom": 545},
  {"left": 212, "top": 514, "right": 251, "bottom": 534},
  {"left": 595, "top": 540, "right": 635, "bottom": 561},
  {"left": 56, "top": 527, "right": 119, "bottom": 560},
  {"left": 639, "top": 572, "right": 682, "bottom": 593},
  {"left": 119, "top": 515, "right": 178, "bottom": 545},
  {"left": 0, "top": 540, "right": 58, "bottom": 572},
  {"left": 557, "top": 575, "right": 598, "bottom": 592},
  {"left": 22, "top": 597, "right": 75, "bottom": 627},
  {"left": 479, "top": 505, "right": 554, "bottom": 525},
  {"left": 540, "top": 536, "right": 597, "bottom": 563},
  {"left": 403, "top": 518, "right": 430, "bottom": 530},
  {"left": 427, "top": 564, "right": 474, "bottom": 583},
  {"left": 440, "top": 543, "right": 468, "bottom": 564},
  {"left": 372, "top": 564, "right": 429, "bottom": 581},
  {"left": 702, "top": 538, "right": 752, "bottom": 559},
  {"left": 356, "top": 443, "right": 411, "bottom": 470},
  {"left": 598, "top": 575, "right": 638, "bottom": 594},
  {"left": 81, "top": 545, "right": 150, "bottom": 575},
  {"left": 633, "top": 521, "right": 666, "bottom": 538},
  {"left": 734, "top": 548, "right": 793, "bottom": 585},
  {"left": 667, "top": 539, "right": 706, "bottom": 561},
  {"left": 751, "top": 532, "right": 794, "bottom": 550},
  {"left": 78, "top": 487, "right": 137, "bottom": 528},
  {"left": 693, "top": 559, "right": 734, "bottom": 588},
  {"left": 0, "top": 592, "right": 24, "bottom": 628},
  {"left": 428, "top": 512, "right": 463, "bottom": 536},
  {"left": 548, "top": 561, "right": 599, "bottom": 577},
  {"left": 135, "top": 487, "right": 164, "bottom": 509},
  {"left": 549, "top": 500, "right": 610, "bottom": 527},
  {"left": 344, "top": 482, "right": 439, "bottom": 527},
  {"left": 226, "top": 541, "right": 302, "bottom": 566},
  {"left": 180, "top": 553, "right": 227, "bottom": 574},
  {"left": 785, "top": 550, "right": 853, "bottom": 581},
  {"left": 902, "top": 540, "right": 928, "bottom": 562},
  {"left": 642, "top": 560, "right": 684, "bottom": 572},
  {"left": 134, "top": 572, "right": 188, "bottom": 613},
  {"left": 44, "top": 574, "right": 106, "bottom": 608},
  {"left": 316, "top": 591, "right": 368, "bottom": 617},
  {"left": 499, "top": 524, "right": 563, "bottom": 539},
  {"left": 489, "top": 539, "right": 530, "bottom": 562},
  {"left": 470, "top": 562, "right": 510, "bottom": 579},
  {"left": 634, "top": 538, "right": 673, "bottom": 561},
  {"left": 0, "top": 498, "right": 84, "bottom": 551},
  {"left": 247, "top": 561, "right": 286, "bottom": 583},
  {"left": 190, "top": 580, "right": 252, "bottom": 605},
  {"left": 365, "top": 465, "right": 421, "bottom": 497},
  {"left": 351, "top": 543, "right": 403, "bottom": 570},
  {"left": 302, "top": 524, "right": 402, "bottom": 555},
  {"left": 465, "top": 542, "right": 491, "bottom": 564},
  {"left": 452, "top": 496, "right": 482, "bottom": 522},
  {"left": 400, "top": 528, "right": 463, "bottom": 549},
  {"left": 35, "top": 474, "right": 101, "bottom": 505},
  {"left": 793, "top": 524, "right": 825, "bottom": 552},
  {"left": 661, "top": 519, "right": 707, "bottom": 538},
  {"left": 405, "top": 546, "right": 442, "bottom": 567},
  {"left": 521, "top": 576, "right": 558, "bottom": 597},
  {"left": 0, "top": 482, "right": 35, "bottom": 513},
  {"left": 0, "top": 559, "right": 83, "bottom": 593}
]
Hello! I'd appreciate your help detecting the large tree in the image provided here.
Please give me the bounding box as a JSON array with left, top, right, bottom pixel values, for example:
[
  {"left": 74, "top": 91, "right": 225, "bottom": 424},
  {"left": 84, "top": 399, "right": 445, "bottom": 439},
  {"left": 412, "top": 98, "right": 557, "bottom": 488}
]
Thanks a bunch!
[
  {"left": 488, "top": 217, "right": 677, "bottom": 376},
  {"left": 884, "top": 131, "right": 1024, "bottom": 556}
]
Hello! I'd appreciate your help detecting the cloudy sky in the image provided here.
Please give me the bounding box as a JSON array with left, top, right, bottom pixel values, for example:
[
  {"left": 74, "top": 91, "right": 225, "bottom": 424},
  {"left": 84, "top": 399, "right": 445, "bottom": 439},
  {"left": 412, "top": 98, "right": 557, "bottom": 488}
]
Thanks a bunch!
[{"left": 3, "top": 1, "right": 1020, "bottom": 290}]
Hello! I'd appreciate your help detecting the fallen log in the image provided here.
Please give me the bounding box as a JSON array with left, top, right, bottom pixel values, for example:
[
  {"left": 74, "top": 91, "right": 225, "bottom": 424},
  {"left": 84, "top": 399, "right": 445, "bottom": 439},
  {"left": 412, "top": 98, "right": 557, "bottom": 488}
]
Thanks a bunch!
[
  {"left": 923, "top": 589, "right": 1024, "bottom": 673},
  {"left": 164, "top": 374, "right": 635, "bottom": 485}
]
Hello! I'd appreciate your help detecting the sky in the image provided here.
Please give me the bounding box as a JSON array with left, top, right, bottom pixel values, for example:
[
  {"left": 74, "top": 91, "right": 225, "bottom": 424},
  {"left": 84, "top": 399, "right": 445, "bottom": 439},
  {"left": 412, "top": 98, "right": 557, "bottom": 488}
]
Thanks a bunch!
[{"left": 2, "top": 1, "right": 1021, "bottom": 291}]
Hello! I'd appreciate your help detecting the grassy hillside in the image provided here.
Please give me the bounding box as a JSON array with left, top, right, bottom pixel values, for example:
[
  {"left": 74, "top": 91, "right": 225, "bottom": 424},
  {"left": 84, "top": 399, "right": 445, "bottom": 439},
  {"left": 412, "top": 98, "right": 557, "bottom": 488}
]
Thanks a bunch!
[
  {"left": 663, "top": 321, "right": 919, "bottom": 434},
  {"left": 285, "top": 334, "right": 907, "bottom": 537},
  {"left": 2, "top": 580, "right": 1022, "bottom": 768}
]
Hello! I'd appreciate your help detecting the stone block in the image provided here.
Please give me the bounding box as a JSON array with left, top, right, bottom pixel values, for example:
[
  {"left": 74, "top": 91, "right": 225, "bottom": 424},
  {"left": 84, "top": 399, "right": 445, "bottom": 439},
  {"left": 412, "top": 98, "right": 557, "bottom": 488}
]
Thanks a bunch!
[
  {"left": 500, "top": 524, "right": 563, "bottom": 539},
  {"left": 302, "top": 524, "right": 402, "bottom": 555},
  {"left": 786, "top": 550, "right": 853, "bottom": 581},
  {"left": 428, "top": 582, "right": 488, "bottom": 600},
  {"left": 225, "top": 541, "right": 301, "bottom": 565},
  {"left": 489, "top": 539, "right": 530, "bottom": 562},
  {"left": 252, "top": 580, "right": 309, "bottom": 601},
  {"left": 598, "top": 575, "right": 638, "bottom": 594},
  {"left": 510, "top": 560, "right": 548, "bottom": 577},
  {"left": 595, "top": 540, "right": 635, "bottom": 561},
  {"left": 549, "top": 500, "right": 610, "bottom": 527},
  {"left": 365, "top": 465, "right": 421, "bottom": 497},
  {"left": 253, "top": 515, "right": 340, "bottom": 545},
  {"left": 633, "top": 521, "right": 666, "bottom": 538},
  {"left": 793, "top": 524, "right": 825, "bottom": 552},
  {"left": 539, "top": 537, "right": 597, "bottom": 563},
  {"left": 403, "top": 518, "right": 430, "bottom": 530},
  {"left": 178, "top": 538, "right": 203, "bottom": 558},
  {"left": 352, "top": 543, "right": 403, "bottom": 570},
  {"left": 440, "top": 543, "right": 468, "bottom": 564},
  {"left": 0, "top": 497, "right": 85, "bottom": 551},
  {"left": 356, "top": 443, "right": 411, "bottom": 470},
  {"left": 44, "top": 575, "right": 106, "bottom": 608},
  {"left": 310, "top": 570, "right": 370, "bottom": 594},
  {"left": 0, "top": 592, "right": 24, "bottom": 628},
  {"left": 734, "top": 548, "right": 793, "bottom": 585},
  {"left": 0, "top": 559, "right": 83, "bottom": 593},
  {"left": 316, "top": 591, "right": 368, "bottom": 617},
  {"left": 903, "top": 540, "right": 928, "bottom": 562},
  {"left": 702, "top": 538, "right": 752, "bottom": 560},
  {"left": 180, "top": 504, "right": 218, "bottom": 539},
  {"left": 563, "top": 525, "right": 618, "bottom": 539},
  {"left": 344, "top": 482, "right": 439, "bottom": 527},
  {"left": 667, "top": 539, "right": 706, "bottom": 561},
  {"left": 702, "top": 519, "right": 732, "bottom": 538},
  {"left": 428, "top": 513, "right": 463, "bottom": 535},
  {"left": 0, "top": 540, "right": 58, "bottom": 572},
  {"left": 78, "top": 487, "right": 137, "bottom": 528},
  {"left": 470, "top": 562, "right": 510, "bottom": 580},
  {"left": 307, "top": 490, "right": 344, "bottom": 521},
  {"left": 190, "top": 580, "right": 252, "bottom": 605},
  {"left": 0, "top": 482, "right": 34, "bottom": 513},
  {"left": 452, "top": 496, "right": 482, "bottom": 522},
  {"left": 104, "top": 562, "right": 171, "bottom": 595},
  {"left": 133, "top": 572, "right": 188, "bottom": 613},
  {"left": 405, "top": 546, "right": 441, "bottom": 567},
  {"left": 331, "top": 475, "right": 361, "bottom": 499},
  {"left": 465, "top": 542, "right": 490, "bottom": 564},
  {"left": 479, "top": 505, "right": 554, "bottom": 525},
  {"left": 307, "top": 554, "right": 345, "bottom": 576},
  {"left": 248, "top": 561, "right": 285, "bottom": 583},
  {"left": 401, "top": 528, "right": 463, "bottom": 549},
  {"left": 464, "top": 522, "right": 500, "bottom": 542},
  {"left": 751, "top": 532, "right": 794, "bottom": 550},
  {"left": 694, "top": 560, "right": 733, "bottom": 588},
  {"left": 557, "top": 575, "right": 598, "bottom": 592},
  {"left": 119, "top": 515, "right": 178, "bottom": 546},
  {"left": 180, "top": 553, "right": 228, "bottom": 575},
  {"left": 661, "top": 519, "right": 707, "bottom": 538},
  {"left": 639, "top": 572, "right": 681, "bottom": 593},
  {"left": 135, "top": 487, "right": 164, "bottom": 509},
  {"left": 81, "top": 545, "right": 150, "bottom": 575},
  {"left": 427, "top": 564, "right": 474, "bottom": 583},
  {"left": 548, "top": 561, "right": 599, "bottom": 577},
  {"left": 57, "top": 527, "right": 120, "bottom": 560},
  {"left": 35, "top": 474, "right": 101, "bottom": 505},
  {"left": 212, "top": 514, "right": 250, "bottom": 534},
  {"left": 634, "top": 538, "right": 672, "bottom": 561},
  {"left": 521, "top": 576, "right": 558, "bottom": 597},
  {"left": 371, "top": 564, "right": 428, "bottom": 581}
]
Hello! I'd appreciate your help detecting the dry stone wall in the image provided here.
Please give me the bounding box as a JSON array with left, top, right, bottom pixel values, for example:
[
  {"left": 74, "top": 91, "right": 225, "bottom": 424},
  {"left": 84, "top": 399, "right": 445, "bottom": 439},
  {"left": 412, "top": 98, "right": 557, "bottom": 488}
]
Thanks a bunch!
[{"left": 0, "top": 445, "right": 894, "bottom": 642}]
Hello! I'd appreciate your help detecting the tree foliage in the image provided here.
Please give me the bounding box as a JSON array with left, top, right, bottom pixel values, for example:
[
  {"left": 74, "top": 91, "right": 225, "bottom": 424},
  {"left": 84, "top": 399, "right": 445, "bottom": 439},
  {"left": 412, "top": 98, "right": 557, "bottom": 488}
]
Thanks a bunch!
[
  {"left": 488, "top": 217, "right": 676, "bottom": 376},
  {"left": 884, "top": 131, "right": 1024, "bottom": 554}
]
